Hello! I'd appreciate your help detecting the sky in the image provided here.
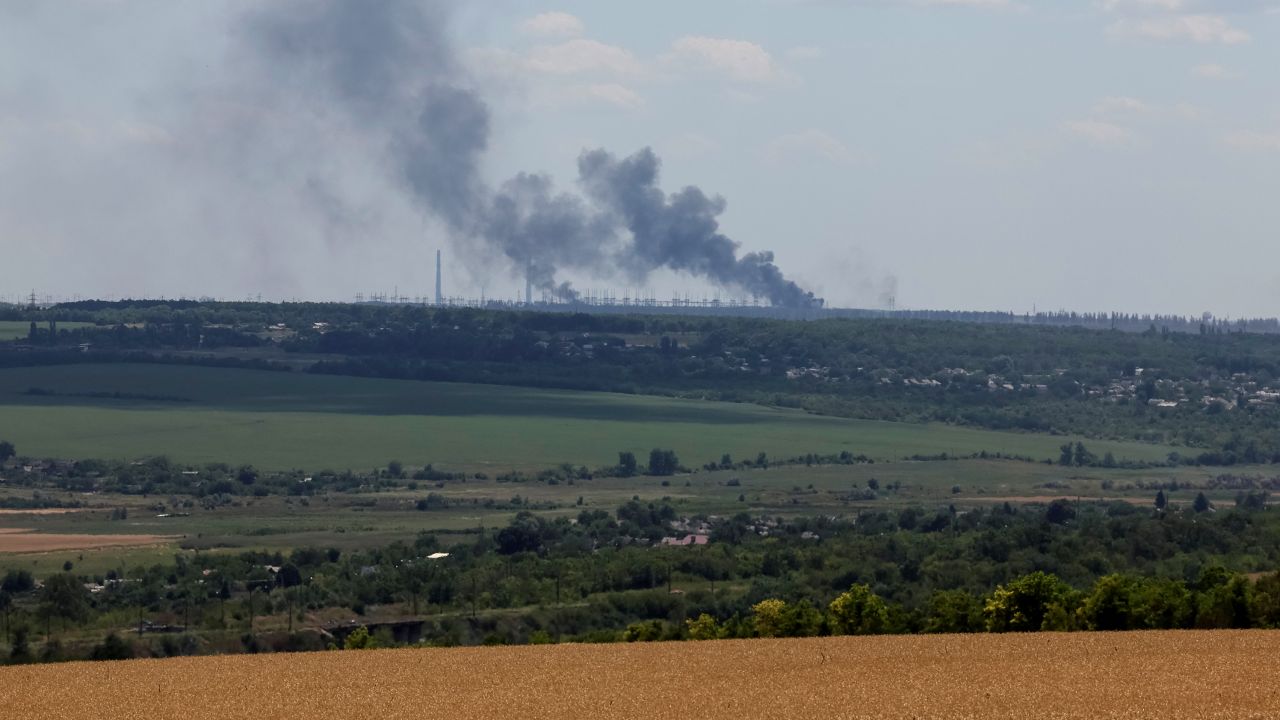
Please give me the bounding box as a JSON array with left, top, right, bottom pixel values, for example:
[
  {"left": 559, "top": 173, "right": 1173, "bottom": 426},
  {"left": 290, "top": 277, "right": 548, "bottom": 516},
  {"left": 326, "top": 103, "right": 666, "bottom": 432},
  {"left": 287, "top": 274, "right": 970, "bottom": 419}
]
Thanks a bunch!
[{"left": 1, "top": 0, "right": 1279, "bottom": 316}]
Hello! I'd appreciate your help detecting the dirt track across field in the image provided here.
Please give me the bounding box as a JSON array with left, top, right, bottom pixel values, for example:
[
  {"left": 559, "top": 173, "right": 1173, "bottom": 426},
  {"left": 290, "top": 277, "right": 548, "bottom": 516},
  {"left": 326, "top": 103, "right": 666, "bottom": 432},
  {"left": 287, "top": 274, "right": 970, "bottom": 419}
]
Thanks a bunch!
[
  {"left": 0, "top": 529, "right": 176, "bottom": 553},
  {"left": 2, "top": 631, "right": 1279, "bottom": 719},
  {"left": 0, "top": 508, "right": 90, "bottom": 516}
]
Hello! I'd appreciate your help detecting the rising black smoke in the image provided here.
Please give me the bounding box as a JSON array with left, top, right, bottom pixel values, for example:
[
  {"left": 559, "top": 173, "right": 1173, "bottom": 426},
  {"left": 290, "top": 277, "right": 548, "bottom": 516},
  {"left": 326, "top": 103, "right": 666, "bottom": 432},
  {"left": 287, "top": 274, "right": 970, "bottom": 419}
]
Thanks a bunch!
[
  {"left": 244, "top": 0, "right": 821, "bottom": 308},
  {"left": 579, "top": 148, "right": 819, "bottom": 308}
]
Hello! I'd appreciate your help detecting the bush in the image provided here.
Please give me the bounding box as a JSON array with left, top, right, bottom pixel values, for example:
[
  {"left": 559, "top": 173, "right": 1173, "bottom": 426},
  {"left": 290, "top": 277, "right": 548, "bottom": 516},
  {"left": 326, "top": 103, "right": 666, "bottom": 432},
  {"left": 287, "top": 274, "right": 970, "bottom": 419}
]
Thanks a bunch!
[
  {"left": 343, "top": 626, "right": 378, "bottom": 650},
  {"left": 686, "top": 614, "right": 721, "bottom": 641},
  {"left": 89, "top": 633, "right": 135, "bottom": 661}
]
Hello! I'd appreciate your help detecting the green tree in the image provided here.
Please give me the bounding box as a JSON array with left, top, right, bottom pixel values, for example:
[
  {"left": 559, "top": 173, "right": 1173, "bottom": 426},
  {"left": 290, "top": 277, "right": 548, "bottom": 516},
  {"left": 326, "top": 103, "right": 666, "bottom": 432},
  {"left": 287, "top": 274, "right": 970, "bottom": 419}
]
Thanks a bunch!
[
  {"left": 752, "top": 599, "right": 788, "bottom": 638},
  {"left": 1155, "top": 490, "right": 1167, "bottom": 511},
  {"left": 1045, "top": 499, "right": 1076, "bottom": 525},
  {"left": 984, "top": 572, "right": 1074, "bottom": 633},
  {"left": 89, "top": 633, "right": 135, "bottom": 661},
  {"left": 0, "top": 590, "right": 11, "bottom": 643},
  {"left": 8, "top": 627, "right": 30, "bottom": 664},
  {"left": 618, "top": 451, "right": 638, "bottom": 477},
  {"left": 2, "top": 570, "right": 34, "bottom": 594},
  {"left": 1130, "top": 577, "right": 1192, "bottom": 630},
  {"left": 1250, "top": 572, "right": 1280, "bottom": 628},
  {"left": 0, "top": 440, "right": 14, "bottom": 464},
  {"left": 923, "top": 589, "right": 983, "bottom": 633},
  {"left": 1193, "top": 492, "right": 1212, "bottom": 513},
  {"left": 686, "top": 613, "right": 721, "bottom": 641},
  {"left": 647, "top": 449, "right": 678, "bottom": 477},
  {"left": 1058, "top": 443, "right": 1074, "bottom": 466},
  {"left": 1081, "top": 574, "right": 1136, "bottom": 631},
  {"left": 38, "top": 573, "right": 91, "bottom": 634},
  {"left": 828, "top": 584, "right": 889, "bottom": 635},
  {"left": 1196, "top": 575, "right": 1253, "bottom": 629},
  {"left": 1073, "top": 442, "right": 1095, "bottom": 467},
  {"left": 236, "top": 465, "right": 258, "bottom": 486},
  {"left": 622, "top": 620, "right": 665, "bottom": 642},
  {"left": 343, "top": 625, "right": 378, "bottom": 650},
  {"left": 216, "top": 578, "right": 232, "bottom": 626},
  {"left": 780, "top": 600, "right": 824, "bottom": 638}
]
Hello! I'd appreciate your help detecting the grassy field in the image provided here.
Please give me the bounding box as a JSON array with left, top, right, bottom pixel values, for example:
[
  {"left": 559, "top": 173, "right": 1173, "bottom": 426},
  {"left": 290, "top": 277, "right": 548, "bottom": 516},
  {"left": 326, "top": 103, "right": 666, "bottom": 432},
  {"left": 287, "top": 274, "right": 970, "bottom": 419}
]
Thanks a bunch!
[
  {"left": 2, "top": 632, "right": 1277, "bottom": 718},
  {"left": 0, "top": 321, "right": 96, "bottom": 340},
  {"left": 0, "top": 364, "right": 1179, "bottom": 471}
]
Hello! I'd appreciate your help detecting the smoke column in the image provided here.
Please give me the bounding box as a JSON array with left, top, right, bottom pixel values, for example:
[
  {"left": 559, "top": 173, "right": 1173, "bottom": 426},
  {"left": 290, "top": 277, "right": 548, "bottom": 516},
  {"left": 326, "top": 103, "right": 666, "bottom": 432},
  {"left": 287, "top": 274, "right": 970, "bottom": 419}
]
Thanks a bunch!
[{"left": 244, "top": 0, "right": 821, "bottom": 308}]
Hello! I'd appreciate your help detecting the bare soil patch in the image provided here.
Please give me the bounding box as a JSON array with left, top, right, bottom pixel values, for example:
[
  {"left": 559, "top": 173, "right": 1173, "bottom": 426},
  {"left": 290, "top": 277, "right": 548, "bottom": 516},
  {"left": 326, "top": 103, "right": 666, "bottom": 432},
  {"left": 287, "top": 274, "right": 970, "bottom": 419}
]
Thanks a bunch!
[
  {"left": 0, "top": 530, "right": 177, "bottom": 553},
  {"left": 0, "top": 508, "right": 90, "bottom": 516}
]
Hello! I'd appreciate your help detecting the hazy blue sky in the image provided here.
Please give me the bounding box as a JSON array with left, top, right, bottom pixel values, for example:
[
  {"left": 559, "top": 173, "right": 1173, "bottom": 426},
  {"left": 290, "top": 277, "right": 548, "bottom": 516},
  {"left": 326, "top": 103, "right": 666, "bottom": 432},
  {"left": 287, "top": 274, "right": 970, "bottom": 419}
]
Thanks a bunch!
[{"left": 2, "top": 1, "right": 1278, "bottom": 316}]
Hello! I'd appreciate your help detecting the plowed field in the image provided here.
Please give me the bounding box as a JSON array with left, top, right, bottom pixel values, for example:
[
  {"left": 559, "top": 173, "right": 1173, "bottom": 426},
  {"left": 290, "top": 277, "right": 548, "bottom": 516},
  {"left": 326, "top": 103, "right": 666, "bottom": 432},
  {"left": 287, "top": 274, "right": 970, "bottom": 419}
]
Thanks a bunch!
[{"left": 0, "top": 528, "right": 175, "bottom": 553}]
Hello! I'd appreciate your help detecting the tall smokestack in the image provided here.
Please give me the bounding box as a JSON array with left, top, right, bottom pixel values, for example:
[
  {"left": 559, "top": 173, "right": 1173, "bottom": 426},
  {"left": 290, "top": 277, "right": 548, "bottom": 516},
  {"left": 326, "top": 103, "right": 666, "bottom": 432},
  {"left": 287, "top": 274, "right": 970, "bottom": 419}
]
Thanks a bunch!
[
  {"left": 525, "top": 265, "right": 532, "bottom": 306},
  {"left": 435, "top": 249, "right": 443, "bottom": 305}
]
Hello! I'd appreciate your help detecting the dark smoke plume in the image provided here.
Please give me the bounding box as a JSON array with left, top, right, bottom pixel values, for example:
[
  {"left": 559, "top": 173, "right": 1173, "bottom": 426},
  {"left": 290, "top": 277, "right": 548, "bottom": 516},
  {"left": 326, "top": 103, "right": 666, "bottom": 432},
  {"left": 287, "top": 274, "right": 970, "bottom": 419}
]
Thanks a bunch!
[
  {"left": 579, "top": 148, "right": 819, "bottom": 308},
  {"left": 244, "top": 0, "right": 821, "bottom": 308}
]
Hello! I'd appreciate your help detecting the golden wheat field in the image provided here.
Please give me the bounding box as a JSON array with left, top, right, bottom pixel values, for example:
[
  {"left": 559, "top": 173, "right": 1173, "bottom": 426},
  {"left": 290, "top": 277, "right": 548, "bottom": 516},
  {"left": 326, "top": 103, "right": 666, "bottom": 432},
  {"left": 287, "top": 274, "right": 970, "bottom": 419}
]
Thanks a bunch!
[{"left": 3, "top": 631, "right": 1279, "bottom": 719}]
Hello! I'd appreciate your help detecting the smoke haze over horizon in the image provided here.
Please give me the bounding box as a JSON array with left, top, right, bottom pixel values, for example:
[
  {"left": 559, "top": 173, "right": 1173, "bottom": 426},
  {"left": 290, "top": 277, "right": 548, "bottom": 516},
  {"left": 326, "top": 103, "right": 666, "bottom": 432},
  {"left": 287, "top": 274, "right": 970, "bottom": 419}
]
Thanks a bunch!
[
  {"left": 1, "top": 1, "right": 1278, "bottom": 315},
  {"left": 245, "top": 0, "right": 820, "bottom": 307}
]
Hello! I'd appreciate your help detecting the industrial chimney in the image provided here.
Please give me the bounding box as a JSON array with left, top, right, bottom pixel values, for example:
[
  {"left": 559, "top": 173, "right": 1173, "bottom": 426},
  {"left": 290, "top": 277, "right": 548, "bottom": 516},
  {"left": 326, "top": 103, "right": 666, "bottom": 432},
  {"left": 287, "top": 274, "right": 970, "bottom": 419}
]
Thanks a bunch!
[{"left": 435, "top": 249, "right": 443, "bottom": 306}]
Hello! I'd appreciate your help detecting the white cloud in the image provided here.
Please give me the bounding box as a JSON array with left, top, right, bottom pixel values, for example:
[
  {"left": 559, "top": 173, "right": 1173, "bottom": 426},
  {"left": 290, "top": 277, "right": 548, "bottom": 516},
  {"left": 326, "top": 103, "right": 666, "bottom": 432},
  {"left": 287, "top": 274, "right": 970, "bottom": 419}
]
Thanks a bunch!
[
  {"left": 1224, "top": 130, "right": 1280, "bottom": 151},
  {"left": 1062, "top": 96, "right": 1201, "bottom": 147},
  {"left": 520, "top": 12, "right": 585, "bottom": 39},
  {"left": 571, "top": 83, "right": 645, "bottom": 109},
  {"left": 1064, "top": 119, "right": 1133, "bottom": 144},
  {"left": 118, "top": 121, "right": 174, "bottom": 146},
  {"left": 525, "top": 39, "right": 644, "bottom": 77},
  {"left": 1107, "top": 14, "right": 1250, "bottom": 44},
  {"left": 796, "top": 0, "right": 1020, "bottom": 9},
  {"left": 1191, "top": 62, "right": 1231, "bottom": 78},
  {"left": 764, "top": 129, "right": 856, "bottom": 164},
  {"left": 1094, "top": 96, "right": 1150, "bottom": 114},
  {"left": 669, "top": 36, "right": 780, "bottom": 83},
  {"left": 916, "top": 0, "right": 1015, "bottom": 6},
  {"left": 1098, "top": 0, "right": 1186, "bottom": 10}
]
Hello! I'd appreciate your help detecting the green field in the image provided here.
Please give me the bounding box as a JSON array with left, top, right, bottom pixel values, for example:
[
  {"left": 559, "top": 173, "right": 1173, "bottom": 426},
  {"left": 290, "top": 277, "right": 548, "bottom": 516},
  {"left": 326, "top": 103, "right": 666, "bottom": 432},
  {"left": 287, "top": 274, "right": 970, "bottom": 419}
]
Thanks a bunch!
[
  {"left": 0, "top": 364, "right": 1179, "bottom": 471},
  {"left": 0, "top": 320, "right": 96, "bottom": 340}
]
